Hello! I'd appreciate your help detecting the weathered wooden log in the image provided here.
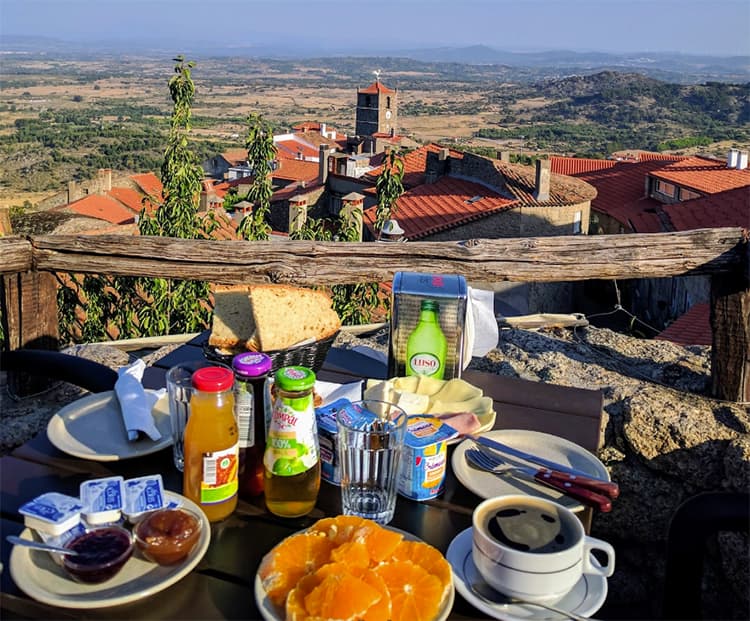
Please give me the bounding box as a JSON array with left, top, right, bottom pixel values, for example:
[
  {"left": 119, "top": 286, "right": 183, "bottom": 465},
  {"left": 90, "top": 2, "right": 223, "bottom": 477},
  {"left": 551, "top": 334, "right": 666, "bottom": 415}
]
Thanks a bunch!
[
  {"left": 27, "top": 227, "right": 746, "bottom": 285},
  {"left": 0, "top": 236, "right": 33, "bottom": 275}
]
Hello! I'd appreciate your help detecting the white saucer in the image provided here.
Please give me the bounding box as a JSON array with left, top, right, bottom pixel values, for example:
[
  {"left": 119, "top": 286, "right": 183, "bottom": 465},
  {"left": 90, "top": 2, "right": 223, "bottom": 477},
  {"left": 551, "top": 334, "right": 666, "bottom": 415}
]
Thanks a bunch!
[{"left": 446, "top": 527, "right": 607, "bottom": 620}]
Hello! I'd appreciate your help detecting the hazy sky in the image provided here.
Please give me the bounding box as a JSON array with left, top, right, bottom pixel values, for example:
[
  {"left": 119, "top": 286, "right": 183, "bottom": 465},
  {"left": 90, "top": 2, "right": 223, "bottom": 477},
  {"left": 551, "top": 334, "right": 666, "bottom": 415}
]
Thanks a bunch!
[{"left": 1, "top": 0, "right": 749, "bottom": 56}]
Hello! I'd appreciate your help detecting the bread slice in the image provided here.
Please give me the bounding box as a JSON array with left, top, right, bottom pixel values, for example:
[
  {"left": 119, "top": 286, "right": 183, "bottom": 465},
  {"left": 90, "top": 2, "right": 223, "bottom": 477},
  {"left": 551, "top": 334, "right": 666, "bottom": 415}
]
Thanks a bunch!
[{"left": 209, "top": 284, "right": 341, "bottom": 352}]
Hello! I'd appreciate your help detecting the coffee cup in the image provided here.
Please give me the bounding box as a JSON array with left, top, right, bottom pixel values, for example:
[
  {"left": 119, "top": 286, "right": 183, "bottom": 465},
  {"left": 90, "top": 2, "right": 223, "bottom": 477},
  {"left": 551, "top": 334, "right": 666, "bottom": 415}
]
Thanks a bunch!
[{"left": 472, "top": 494, "right": 615, "bottom": 603}]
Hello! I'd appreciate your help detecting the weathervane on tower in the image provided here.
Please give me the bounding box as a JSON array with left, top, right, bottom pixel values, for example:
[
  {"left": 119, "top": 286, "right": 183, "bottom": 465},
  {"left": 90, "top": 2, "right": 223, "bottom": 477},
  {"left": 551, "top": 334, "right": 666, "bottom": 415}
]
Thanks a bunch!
[{"left": 373, "top": 69, "right": 382, "bottom": 83}]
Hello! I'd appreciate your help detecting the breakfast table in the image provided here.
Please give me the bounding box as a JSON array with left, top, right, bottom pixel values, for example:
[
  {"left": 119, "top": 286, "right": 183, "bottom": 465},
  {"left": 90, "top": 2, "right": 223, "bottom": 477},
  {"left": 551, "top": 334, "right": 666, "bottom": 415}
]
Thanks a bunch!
[{"left": 0, "top": 332, "right": 605, "bottom": 620}]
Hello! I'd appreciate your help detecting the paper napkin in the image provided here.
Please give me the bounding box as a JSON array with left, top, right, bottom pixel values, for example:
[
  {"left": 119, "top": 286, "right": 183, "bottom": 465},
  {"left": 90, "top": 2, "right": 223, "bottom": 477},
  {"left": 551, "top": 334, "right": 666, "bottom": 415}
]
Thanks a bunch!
[
  {"left": 465, "top": 287, "right": 499, "bottom": 366},
  {"left": 115, "top": 359, "right": 164, "bottom": 442},
  {"left": 315, "top": 380, "right": 364, "bottom": 407}
]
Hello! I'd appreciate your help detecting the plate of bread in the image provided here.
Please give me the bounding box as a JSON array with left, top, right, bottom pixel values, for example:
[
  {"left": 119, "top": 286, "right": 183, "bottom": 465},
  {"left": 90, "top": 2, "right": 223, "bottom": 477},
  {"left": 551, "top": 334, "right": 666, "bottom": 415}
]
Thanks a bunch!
[{"left": 207, "top": 284, "right": 341, "bottom": 370}]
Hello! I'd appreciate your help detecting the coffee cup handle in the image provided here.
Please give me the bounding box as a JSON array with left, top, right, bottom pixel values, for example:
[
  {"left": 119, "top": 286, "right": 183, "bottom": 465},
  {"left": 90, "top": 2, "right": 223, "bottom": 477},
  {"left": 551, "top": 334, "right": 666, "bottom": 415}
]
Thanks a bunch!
[{"left": 582, "top": 536, "right": 616, "bottom": 577}]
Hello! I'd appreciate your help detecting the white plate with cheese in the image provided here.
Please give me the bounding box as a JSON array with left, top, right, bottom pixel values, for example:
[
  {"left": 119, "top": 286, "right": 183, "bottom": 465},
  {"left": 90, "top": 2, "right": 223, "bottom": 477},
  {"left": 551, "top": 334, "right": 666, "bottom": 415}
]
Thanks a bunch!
[{"left": 364, "top": 376, "right": 496, "bottom": 440}]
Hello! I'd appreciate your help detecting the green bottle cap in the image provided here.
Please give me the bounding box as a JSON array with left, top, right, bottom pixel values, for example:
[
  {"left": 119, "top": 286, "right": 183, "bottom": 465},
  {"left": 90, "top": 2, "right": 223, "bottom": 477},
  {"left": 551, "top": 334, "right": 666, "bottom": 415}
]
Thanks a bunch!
[
  {"left": 421, "top": 299, "right": 439, "bottom": 312},
  {"left": 275, "top": 366, "right": 316, "bottom": 392}
]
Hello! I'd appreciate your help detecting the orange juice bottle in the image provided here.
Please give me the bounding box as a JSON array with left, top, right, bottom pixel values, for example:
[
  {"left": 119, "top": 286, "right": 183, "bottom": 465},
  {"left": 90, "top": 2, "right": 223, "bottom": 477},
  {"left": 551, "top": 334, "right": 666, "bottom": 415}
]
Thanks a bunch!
[{"left": 183, "top": 366, "right": 238, "bottom": 522}]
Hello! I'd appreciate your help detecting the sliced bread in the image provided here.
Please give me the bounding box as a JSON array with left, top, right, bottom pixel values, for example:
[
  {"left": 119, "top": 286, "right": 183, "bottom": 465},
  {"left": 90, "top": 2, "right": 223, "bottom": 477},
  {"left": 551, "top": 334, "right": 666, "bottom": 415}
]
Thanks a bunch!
[{"left": 209, "top": 284, "right": 341, "bottom": 352}]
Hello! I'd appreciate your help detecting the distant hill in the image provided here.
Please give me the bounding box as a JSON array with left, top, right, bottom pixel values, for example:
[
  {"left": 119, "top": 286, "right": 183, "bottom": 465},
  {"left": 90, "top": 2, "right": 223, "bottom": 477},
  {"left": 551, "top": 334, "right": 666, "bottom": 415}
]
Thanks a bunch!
[{"left": 2, "top": 35, "right": 748, "bottom": 84}]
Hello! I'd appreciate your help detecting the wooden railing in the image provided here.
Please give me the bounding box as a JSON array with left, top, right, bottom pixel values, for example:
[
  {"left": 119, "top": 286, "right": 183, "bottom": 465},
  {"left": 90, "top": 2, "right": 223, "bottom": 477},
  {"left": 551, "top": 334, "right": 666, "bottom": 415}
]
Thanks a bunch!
[{"left": 1, "top": 227, "right": 748, "bottom": 401}]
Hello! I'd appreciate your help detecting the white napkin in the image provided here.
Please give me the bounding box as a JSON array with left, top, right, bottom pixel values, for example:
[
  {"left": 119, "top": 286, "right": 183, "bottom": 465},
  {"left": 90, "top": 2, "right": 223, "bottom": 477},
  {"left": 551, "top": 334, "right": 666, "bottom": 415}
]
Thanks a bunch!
[
  {"left": 464, "top": 287, "right": 499, "bottom": 367},
  {"left": 315, "top": 380, "right": 364, "bottom": 407},
  {"left": 115, "top": 359, "right": 164, "bottom": 442}
]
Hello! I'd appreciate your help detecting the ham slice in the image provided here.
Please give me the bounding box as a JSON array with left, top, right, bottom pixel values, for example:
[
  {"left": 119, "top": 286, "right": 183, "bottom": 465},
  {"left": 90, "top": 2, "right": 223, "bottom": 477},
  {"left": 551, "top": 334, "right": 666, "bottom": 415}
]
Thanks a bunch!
[{"left": 434, "top": 411, "right": 481, "bottom": 436}]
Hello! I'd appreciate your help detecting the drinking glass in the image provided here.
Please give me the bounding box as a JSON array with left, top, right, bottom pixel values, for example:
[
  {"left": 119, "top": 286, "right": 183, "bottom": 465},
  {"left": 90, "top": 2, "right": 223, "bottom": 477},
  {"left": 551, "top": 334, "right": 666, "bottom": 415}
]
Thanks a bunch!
[
  {"left": 165, "top": 360, "right": 217, "bottom": 471},
  {"left": 336, "top": 399, "right": 407, "bottom": 525}
]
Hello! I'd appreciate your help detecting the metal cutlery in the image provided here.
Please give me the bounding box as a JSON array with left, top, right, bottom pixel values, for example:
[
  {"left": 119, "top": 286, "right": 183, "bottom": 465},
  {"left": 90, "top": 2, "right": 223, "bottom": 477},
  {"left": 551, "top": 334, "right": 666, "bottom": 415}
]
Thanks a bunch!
[
  {"left": 468, "top": 434, "right": 620, "bottom": 499},
  {"left": 465, "top": 448, "right": 613, "bottom": 513},
  {"left": 6, "top": 535, "right": 79, "bottom": 556}
]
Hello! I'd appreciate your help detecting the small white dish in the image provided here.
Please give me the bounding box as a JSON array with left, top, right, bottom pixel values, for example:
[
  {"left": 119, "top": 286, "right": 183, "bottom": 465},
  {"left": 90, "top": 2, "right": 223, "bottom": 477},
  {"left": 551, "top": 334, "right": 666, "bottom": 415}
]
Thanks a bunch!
[
  {"left": 447, "top": 527, "right": 607, "bottom": 620},
  {"left": 452, "top": 429, "right": 610, "bottom": 512},
  {"left": 47, "top": 390, "right": 172, "bottom": 461},
  {"left": 9, "top": 492, "right": 209, "bottom": 609},
  {"left": 254, "top": 526, "right": 454, "bottom": 621}
]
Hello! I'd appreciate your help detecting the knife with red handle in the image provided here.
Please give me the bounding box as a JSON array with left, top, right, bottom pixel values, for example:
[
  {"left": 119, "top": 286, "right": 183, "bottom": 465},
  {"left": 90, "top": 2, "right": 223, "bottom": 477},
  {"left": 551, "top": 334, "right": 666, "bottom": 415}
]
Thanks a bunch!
[{"left": 469, "top": 434, "right": 620, "bottom": 499}]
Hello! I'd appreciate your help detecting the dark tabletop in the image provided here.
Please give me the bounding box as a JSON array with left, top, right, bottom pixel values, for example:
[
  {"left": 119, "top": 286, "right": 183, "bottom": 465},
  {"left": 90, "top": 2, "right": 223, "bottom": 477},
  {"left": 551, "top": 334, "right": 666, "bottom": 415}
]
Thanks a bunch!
[{"left": 1, "top": 333, "right": 604, "bottom": 620}]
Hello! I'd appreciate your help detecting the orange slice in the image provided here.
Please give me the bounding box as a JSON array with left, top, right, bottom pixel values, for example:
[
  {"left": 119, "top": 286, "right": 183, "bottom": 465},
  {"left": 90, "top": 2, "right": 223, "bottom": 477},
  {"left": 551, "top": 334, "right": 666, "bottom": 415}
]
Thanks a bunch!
[{"left": 374, "top": 559, "right": 445, "bottom": 621}]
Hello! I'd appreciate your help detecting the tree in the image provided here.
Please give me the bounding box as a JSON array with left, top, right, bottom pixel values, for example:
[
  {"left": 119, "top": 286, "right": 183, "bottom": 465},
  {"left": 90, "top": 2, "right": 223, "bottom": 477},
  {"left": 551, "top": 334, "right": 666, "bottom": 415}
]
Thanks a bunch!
[
  {"left": 374, "top": 148, "right": 405, "bottom": 239},
  {"left": 237, "top": 113, "right": 276, "bottom": 240},
  {"left": 132, "top": 55, "right": 214, "bottom": 336}
]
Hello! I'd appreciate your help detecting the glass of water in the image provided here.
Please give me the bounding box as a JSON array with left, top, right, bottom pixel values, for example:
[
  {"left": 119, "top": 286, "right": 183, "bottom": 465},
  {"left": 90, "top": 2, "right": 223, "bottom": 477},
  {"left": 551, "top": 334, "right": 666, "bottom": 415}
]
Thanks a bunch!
[
  {"left": 336, "top": 399, "right": 407, "bottom": 525},
  {"left": 165, "top": 360, "right": 216, "bottom": 471}
]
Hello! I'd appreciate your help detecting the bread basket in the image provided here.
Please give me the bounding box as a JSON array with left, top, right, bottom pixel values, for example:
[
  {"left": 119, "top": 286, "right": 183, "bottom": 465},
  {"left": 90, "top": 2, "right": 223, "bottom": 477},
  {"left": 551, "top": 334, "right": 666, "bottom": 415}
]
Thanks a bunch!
[{"left": 203, "top": 331, "right": 339, "bottom": 374}]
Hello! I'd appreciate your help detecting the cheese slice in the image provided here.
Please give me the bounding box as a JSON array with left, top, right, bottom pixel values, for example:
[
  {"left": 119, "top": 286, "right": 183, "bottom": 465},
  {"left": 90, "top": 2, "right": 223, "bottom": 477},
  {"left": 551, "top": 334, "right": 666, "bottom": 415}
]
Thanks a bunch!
[
  {"left": 392, "top": 376, "right": 420, "bottom": 393},
  {"left": 431, "top": 378, "right": 482, "bottom": 403},
  {"left": 415, "top": 375, "right": 446, "bottom": 396},
  {"left": 396, "top": 391, "right": 430, "bottom": 415}
]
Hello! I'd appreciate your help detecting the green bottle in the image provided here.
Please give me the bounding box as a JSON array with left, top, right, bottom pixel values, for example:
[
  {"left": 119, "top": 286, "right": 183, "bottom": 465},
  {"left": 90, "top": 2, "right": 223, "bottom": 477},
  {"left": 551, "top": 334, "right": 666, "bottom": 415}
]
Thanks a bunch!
[{"left": 406, "top": 300, "right": 447, "bottom": 379}]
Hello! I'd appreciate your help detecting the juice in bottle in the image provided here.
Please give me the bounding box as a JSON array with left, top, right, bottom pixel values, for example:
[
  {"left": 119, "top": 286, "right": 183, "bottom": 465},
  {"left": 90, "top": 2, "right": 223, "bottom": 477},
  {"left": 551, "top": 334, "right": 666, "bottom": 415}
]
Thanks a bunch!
[
  {"left": 232, "top": 352, "right": 273, "bottom": 499},
  {"left": 264, "top": 366, "right": 321, "bottom": 517},
  {"left": 406, "top": 299, "right": 447, "bottom": 379},
  {"left": 182, "top": 366, "right": 238, "bottom": 522}
]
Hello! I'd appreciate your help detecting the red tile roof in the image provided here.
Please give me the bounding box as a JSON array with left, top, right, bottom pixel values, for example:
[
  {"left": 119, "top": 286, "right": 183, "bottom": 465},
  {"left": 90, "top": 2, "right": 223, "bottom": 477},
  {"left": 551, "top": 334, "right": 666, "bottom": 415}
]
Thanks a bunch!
[
  {"left": 571, "top": 160, "right": 678, "bottom": 232},
  {"left": 108, "top": 187, "right": 146, "bottom": 214},
  {"left": 275, "top": 138, "right": 320, "bottom": 161},
  {"left": 359, "top": 80, "right": 396, "bottom": 95},
  {"left": 221, "top": 149, "right": 250, "bottom": 167},
  {"left": 363, "top": 176, "right": 516, "bottom": 240},
  {"left": 367, "top": 143, "right": 465, "bottom": 187},
  {"left": 493, "top": 160, "right": 597, "bottom": 206},
  {"left": 650, "top": 156, "right": 750, "bottom": 195},
  {"left": 551, "top": 156, "right": 617, "bottom": 176},
  {"left": 663, "top": 186, "right": 750, "bottom": 231},
  {"left": 65, "top": 194, "right": 136, "bottom": 225},
  {"left": 655, "top": 303, "right": 712, "bottom": 346},
  {"left": 130, "top": 172, "right": 163, "bottom": 201},
  {"left": 273, "top": 159, "right": 319, "bottom": 183}
]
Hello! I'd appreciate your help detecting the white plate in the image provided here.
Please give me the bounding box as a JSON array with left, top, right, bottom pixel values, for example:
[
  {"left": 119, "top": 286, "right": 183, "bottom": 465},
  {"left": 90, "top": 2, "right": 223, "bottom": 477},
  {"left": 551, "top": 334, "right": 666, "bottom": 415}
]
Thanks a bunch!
[
  {"left": 254, "top": 526, "right": 455, "bottom": 621},
  {"left": 452, "top": 429, "right": 610, "bottom": 511},
  {"left": 9, "top": 492, "right": 210, "bottom": 609},
  {"left": 447, "top": 527, "right": 607, "bottom": 620},
  {"left": 47, "top": 390, "right": 172, "bottom": 461}
]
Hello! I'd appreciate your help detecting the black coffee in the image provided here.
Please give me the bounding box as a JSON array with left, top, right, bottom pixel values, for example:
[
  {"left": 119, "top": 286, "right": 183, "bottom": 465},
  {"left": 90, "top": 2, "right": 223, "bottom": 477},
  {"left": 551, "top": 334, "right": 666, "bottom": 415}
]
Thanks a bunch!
[{"left": 486, "top": 504, "right": 575, "bottom": 553}]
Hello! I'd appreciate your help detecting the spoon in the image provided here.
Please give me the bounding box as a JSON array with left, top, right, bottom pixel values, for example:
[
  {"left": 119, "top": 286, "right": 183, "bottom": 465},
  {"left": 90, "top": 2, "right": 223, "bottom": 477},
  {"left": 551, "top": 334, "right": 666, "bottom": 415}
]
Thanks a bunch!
[
  {"left": 6, "top": 535, "right": 80, "bottom": 556},
  {"left": 468, "top": 575, "right": 596, "bottom": 621}
]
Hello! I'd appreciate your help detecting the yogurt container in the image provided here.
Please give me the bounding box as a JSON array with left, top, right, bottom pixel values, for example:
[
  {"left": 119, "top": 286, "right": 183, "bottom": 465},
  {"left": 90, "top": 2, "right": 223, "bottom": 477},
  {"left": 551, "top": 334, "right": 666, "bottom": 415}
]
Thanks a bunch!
[
  {"left": 19, "top": 492, "right": 83, "bottom": 536},
  {"left": 123, "top": 474, "right": 166, "bottom": 523},
  {"left": 398, "top": 416, "right": 458, "bottom": 501},
  {"left": 315, "top": 398, "right": 352, "bottom": 485},
  {"left": 80, "top": 476, "right": 125, "bottom": 525}
]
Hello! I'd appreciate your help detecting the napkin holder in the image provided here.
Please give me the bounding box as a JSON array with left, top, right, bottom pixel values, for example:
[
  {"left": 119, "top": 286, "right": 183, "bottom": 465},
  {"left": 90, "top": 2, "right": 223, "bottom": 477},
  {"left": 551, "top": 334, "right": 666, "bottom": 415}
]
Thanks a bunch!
[{"left": 388, "top": 271, "right": 468, "bottom": 379}]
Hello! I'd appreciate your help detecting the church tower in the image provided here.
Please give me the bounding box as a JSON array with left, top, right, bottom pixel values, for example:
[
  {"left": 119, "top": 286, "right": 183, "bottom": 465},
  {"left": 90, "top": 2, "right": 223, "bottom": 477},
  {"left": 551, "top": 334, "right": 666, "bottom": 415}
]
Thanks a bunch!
[{"left": 355, "top": 75, "right": 397, "bottom": 137}]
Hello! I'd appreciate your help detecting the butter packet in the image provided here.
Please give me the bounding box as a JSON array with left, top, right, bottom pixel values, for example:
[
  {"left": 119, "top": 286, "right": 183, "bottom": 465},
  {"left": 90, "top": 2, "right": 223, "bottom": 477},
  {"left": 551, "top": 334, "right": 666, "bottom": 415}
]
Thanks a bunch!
[
  {"left": 123, "top": 474, "right": 166, "bottom": 523},
  {"left": 80, "top": 476, "right": 125, "bottom": 526},
  {"left": 19, "top": 492, "right": 83, "bottom": 536}
]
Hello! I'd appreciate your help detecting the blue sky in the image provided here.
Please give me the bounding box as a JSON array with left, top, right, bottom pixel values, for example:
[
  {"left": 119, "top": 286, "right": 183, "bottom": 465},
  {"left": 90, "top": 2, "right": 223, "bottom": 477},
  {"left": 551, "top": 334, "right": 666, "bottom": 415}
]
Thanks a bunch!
[{"left": 1, "top": 0, "right": 748, "bottom": 56}]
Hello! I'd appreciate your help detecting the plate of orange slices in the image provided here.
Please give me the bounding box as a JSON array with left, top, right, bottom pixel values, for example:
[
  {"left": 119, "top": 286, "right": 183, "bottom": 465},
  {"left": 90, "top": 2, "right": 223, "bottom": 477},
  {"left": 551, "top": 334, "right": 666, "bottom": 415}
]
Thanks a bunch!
[{"left": 255, "top": 515, "right": 455, "bottom": 621}]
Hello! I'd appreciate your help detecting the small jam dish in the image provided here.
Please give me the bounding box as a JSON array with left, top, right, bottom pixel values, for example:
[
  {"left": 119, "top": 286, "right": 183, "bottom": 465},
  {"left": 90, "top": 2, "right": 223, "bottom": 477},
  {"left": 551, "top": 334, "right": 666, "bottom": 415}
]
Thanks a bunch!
[
  {"left": 62, "top": 525, "right": 134, "bottom": 583},
  {"left": 134, "top": 508, "right": 202, "bottom": 565}
]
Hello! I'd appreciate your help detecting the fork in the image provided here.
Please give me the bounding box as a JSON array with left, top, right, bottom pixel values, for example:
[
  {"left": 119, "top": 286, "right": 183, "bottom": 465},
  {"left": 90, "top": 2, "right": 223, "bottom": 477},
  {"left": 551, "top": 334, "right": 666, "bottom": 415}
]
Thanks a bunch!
[{"left": 465, "top": 448, "right": 613, "bottom": 512}]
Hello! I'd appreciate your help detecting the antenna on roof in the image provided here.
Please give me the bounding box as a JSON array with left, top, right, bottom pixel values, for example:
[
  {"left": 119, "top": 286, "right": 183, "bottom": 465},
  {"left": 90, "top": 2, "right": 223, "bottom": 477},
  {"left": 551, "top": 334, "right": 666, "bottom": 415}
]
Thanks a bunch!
[{"left": 373, "top": 69, "right": 381, "bottom": 82}]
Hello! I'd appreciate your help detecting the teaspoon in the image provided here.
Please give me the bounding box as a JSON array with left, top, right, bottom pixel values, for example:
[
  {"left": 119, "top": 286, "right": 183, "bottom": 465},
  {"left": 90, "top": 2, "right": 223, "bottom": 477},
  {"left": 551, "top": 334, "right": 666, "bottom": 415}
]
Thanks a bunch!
[{"left": 6, "top": 535, "right": 80, "bottom": 556}]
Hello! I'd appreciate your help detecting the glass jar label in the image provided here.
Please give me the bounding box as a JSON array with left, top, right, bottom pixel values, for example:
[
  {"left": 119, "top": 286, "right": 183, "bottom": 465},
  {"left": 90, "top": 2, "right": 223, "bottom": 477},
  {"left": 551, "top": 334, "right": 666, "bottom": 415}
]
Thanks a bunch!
[
  {"left": 200, "top": 444, "right": 239, "bottom": 504},
  {"left": 264, "top": 401, "right": 318, "bottom": 476}
]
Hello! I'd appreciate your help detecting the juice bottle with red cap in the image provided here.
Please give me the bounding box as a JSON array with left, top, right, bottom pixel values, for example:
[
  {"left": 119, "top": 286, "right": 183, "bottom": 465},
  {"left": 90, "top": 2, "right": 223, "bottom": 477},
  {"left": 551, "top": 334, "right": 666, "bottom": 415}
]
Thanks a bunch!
[{"left": 183, "top": 366, "right": 238, "bottom": 522}]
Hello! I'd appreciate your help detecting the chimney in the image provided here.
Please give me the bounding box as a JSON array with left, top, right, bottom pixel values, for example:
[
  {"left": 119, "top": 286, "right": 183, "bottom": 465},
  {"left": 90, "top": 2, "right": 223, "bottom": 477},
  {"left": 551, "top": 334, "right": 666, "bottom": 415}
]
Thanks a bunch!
[
  {"left": 341, "top": 192, "right": 364, "bottom": 241},
  {"left": 321, "top": 123, "right": 327, "bottom": 137},
  {"left": 497, "top": 151, "right": 511, "bottom": 163},
  {"left": 737, "top": 151, "right": 748, "bottom": 170},
  {"left": 533, "top": 159, "right": 551, "bottom": 202},
  {"left": 439, "top": 148, "right": 450, "bottom": 161},
  {"left": 727, "top": 149, "right": 739, "bottom": 168},
  {"left": 289, "top": 195, "right": 308, "bottom": 234},
  {"left": 98, "top": 168, "right": 112, "bottom": 192},
  {"left": 319, "top": 144, "right": 331, "bottom": 184},
  {"left": 67, "top": 180, "right": 78, "bottom": 204}
]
